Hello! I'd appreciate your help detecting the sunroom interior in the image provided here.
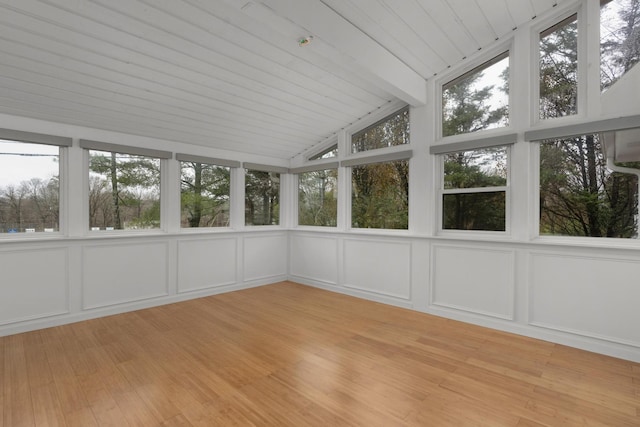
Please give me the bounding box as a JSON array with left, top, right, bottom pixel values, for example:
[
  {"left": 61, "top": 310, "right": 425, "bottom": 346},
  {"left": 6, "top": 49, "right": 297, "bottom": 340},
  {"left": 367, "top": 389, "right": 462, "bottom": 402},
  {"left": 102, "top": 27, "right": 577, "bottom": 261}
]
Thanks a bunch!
[{"left": 1, "top": 0, "right": 640, "bottom": 372}]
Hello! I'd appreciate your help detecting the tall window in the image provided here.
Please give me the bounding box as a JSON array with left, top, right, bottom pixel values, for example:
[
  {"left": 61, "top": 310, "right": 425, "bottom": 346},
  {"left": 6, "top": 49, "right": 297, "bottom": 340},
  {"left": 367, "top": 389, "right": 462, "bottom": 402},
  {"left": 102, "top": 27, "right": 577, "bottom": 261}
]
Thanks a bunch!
[
  {"left": 298, "top": 169, "right": 337, "bottom": 227},
  {"left": 540, "top": 15, "right": 578, "bottom": 119},
  {"left": 442, "top": 52, "right": 509, "bottom": 137},
  {"left": 352, "top": 108, "right": 409, "bottom": 153},
  {"left": 441, "top": 146, "right": 508, "bottom": 231},
  {"left": 600, "top": 0, "right": 640, "bottom": 91},
  {"left": 245, "top": 169, "right": 280, "bottom": 226},
  {"left": 88, "top": 150, "right": 161, "bottom": 230},
  {"left": 0, "top": 139, "right": 60, "bottom": 233},
  {"left": 180, "top": 160, "right": 231, "bottom": 228},
  {"left": 539, "top": 133, "right": 638, "bottom": 238}
]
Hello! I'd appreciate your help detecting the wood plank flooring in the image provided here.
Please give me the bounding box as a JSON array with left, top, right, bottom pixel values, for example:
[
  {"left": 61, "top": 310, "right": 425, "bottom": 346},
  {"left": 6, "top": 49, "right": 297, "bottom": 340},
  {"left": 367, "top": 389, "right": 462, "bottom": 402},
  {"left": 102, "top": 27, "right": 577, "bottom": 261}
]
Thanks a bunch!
[{"left": 2, "top": 281, "right": 639, "bottom": 426}]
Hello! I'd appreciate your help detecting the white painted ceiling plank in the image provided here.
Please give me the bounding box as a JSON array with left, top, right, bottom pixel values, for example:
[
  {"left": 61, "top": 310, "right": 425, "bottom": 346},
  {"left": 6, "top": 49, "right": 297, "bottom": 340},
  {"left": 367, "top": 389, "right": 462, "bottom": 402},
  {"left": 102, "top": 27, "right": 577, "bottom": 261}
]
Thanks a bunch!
[
  {"left": 260, "top": 0, "right": 427, "bottom": 106},
  {"left": 446, "top": 0, "right": 497, "bottom": 47},
  {"left": 475, "top": 0, "right": 517, "bottom": 38}
]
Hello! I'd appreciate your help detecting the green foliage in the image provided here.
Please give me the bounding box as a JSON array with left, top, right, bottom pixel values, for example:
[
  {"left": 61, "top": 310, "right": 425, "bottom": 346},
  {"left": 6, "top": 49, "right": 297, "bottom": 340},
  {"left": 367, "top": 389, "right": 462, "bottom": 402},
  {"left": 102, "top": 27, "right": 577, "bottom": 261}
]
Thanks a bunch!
[
  {"left": 298, "top": 169, "right": 337, "bottom": 226},
  {"left": 245, "top": 170, "right": 280, "bottom": 225},
  {"left": 352, "top": 108, "right": 409, "bottom": 153},
  {"left": 180, "top": 162, "right": 230, "bottom": 227}
]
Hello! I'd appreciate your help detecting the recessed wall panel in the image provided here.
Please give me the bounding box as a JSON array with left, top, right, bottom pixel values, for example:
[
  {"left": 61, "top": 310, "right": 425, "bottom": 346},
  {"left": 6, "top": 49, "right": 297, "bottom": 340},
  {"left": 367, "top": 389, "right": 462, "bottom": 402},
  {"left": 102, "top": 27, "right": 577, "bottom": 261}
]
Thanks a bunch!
[
  {"left": 82, "top": 242, "right": 169, "bottom": 309},
  {"left": 432, "top": 245, "right": 514, "bottom": 319},
  {"left": 243, "top": 234, "right": 287, "bottom": 281},
  {"left": 343, "top": 238, "right": 411, "bottom": 299},
  {"left": 177, "top": 238, "right": 237, "bottom": 292},
  {"left": 290, "top": 234, "right": 338, "bottom": 285},
  {"left": 530, "top": 252, "right": 640, "bottom": 347},
  {"left": 0, "top": 247, "right": 68, "bottom": 325}
]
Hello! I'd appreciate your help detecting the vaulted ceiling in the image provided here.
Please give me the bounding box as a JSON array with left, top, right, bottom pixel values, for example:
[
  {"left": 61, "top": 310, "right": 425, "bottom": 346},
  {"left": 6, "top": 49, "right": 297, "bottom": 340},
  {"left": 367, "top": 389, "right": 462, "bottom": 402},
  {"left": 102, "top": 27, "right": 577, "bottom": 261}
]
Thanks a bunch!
[{"left": 0, "top": 0, "right": 567, "bottom": 159}]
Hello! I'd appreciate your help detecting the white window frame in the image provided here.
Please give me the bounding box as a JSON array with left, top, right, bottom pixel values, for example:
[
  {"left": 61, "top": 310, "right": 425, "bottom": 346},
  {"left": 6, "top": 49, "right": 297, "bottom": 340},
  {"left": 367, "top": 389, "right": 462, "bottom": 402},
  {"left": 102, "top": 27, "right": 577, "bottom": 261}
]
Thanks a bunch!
[
  {"left": 243, "top": 162, "right": 287, "bottom": 228},
  {"left": 292, "top": 162, "right": 339, "bottom": 229}
]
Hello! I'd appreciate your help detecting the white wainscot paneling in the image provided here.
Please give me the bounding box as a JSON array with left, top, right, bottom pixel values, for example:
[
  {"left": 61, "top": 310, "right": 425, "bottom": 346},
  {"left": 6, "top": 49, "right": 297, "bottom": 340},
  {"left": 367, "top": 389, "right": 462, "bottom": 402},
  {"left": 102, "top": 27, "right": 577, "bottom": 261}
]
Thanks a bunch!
[
  {"left": 177, "top": 238, "right": 237, "bottom": 293},
  {"left": 0, "top": 247, "right": 68, "bottom": 325},
  {"left": 243, "top": 234, "right": 287, "bottom": 282},
  {"left": 82, "top": 242, "right": 169, "bottom": 309},
  {"left": 530, "top": 252, "right": 640, "bottom": 347},
  {"left": 432, "top": 245, "right": 515, "bottom": 319},
  {"left": 343, "top": 238, "right": 411, "bottom": 300},
  {"left": 290, "top": 234, "right": 338, "bottom": 285}
]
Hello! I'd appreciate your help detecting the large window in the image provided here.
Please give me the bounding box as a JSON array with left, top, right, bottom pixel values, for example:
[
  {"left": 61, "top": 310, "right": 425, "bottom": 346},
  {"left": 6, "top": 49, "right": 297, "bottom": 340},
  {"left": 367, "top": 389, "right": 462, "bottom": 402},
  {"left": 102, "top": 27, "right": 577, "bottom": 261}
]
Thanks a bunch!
[
  {"left": 245, "top": 168, "right": 280, "bottom": 226},
  {"left": 441, "top": 146, "right": 508, "bottom": 231},
  {"left": 540, "top": 15, "right": 578, "bottom": 119},
  {"left": 442, "top": 52, "right": 509, "bottom": 137},
  {"left": 298, "top": 168, "right": 338, "bottom": 227},
  {"left": 87, "top": 146, "right": 163, "bottom": 231},
  {"left": 539, "top": 133, "right": 638, "bottom": 238},
  {"left": 352, "top": 108, "right": 409, "bottom": 153},
  {"left": 0, "top": 139, "right": 60, "bottom": 233},
  {"left": 180, "top": 157, "right": 232, "bottom": 228},
  {"left": 600, "top": 0, "right": 640, "bottom": 91}
]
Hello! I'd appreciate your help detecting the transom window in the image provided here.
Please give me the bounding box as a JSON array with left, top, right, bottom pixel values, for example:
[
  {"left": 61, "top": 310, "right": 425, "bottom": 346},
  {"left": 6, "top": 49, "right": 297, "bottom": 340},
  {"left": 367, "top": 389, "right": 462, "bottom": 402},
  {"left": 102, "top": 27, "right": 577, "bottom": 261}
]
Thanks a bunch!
[
  {"left": 351, "top": 108, "right": 409, "bottom": 153},
  {"left": 600, "top": 0, "right": 640, "bottom": 91}
]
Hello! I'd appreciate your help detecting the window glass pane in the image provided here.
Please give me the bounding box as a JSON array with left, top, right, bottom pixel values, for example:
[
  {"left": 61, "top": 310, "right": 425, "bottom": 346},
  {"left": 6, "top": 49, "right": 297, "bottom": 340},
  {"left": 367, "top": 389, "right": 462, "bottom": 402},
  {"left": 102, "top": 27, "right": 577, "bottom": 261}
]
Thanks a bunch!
[
  {"left": 180, "top": 162, "right": 230, "bottom": 228},
  {"left": 539, "top": 134, "right": 639, "bottom": 238},
  {"left": 298, "top": 169, "right": 337, "bottom": 226},
  {"left": 443, "top": 192, "right": 506, "bottom": 231},
  {"left": 352, "top": 108, "right": 409, "bottom": 153},
  {"left": 600, "top": 0, "right": 640, "bottom": 91},
  {"left": 351, "top": 160, "right": 408, "bottom": 229},
  {"left": 540, "top": 15, "right": 578, "bottom": 119},
  {"left": 444, "top": 147, "right": 507, "bottom": 189},
  {"left": 442, "top": 53, "right": 509, "bottom": 137},
  {"left": 0, "top": 140, "right": 59, "bottom": 233},
  {"left": 309, "top": 144, "right": 338, "bottom": 160},
  {"left": 245, "top": 170, "right": 280, "bottom": 225},
  {"left": 89, "top": 150, "right": 161, "bottom": 230}
]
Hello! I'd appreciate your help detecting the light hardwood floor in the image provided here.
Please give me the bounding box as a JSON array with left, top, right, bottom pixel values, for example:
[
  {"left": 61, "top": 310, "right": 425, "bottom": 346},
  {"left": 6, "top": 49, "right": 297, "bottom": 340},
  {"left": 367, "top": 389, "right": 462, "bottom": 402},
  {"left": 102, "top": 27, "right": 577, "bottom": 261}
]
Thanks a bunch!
[{"left": 1, "top": 281, "right": 639, "bottom": 426}]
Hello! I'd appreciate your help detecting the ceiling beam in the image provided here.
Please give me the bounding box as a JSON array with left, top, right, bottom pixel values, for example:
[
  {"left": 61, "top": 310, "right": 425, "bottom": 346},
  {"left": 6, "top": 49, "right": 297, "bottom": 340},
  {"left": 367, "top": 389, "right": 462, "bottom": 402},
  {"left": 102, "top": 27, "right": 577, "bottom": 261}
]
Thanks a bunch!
[{"left": 256, "top": 0, "right": 427, "bottom": 106}]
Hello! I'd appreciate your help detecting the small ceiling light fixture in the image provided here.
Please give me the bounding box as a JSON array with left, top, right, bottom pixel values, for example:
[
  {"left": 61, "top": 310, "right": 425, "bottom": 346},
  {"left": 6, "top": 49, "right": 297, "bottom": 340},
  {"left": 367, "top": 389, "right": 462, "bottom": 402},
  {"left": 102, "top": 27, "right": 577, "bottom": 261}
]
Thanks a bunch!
[{"left": 298, "top": 35, "right": 313, "bottom": 47}]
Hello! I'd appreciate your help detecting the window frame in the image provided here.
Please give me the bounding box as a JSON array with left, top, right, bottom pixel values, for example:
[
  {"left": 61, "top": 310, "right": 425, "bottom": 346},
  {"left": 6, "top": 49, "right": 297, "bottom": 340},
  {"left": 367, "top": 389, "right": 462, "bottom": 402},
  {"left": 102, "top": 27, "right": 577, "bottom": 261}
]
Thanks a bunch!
[
  {"left": 292, "top": 162, "right": 339, "bottom": 228},
  {"left": 0, "top": 129, "right": 71, "bottom": 239},
  {"left": 243, "top": 162, "right": 286, "bottom": 228}
]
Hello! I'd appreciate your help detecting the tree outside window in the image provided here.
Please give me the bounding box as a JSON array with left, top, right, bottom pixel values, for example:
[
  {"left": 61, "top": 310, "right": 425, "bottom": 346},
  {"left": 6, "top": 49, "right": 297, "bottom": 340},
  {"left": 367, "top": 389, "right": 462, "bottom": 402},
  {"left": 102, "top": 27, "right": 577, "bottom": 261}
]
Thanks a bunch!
[
  {"left": 298, "top": 169, "right": 337, "bottom": 227},
  {"left": 245, "top": 170, "right": 280, "bottom": 226},
  {"left": 180, "top": 162, "right": 230, "bottom": 228},
  {"left": 442, "top": 147, "right": 508, "bottom": 231},
  {"left": 0, "top": 140, "right": 59, "bottom": 233},
  {"left": 89, "top": 151, "right": 161, "bottom": 230},
  {"left": 600, "top": 0, "right": 640, "bottom": 91},
  {"left": 352, "top": 108, "right": 409, "bottom": 153}
]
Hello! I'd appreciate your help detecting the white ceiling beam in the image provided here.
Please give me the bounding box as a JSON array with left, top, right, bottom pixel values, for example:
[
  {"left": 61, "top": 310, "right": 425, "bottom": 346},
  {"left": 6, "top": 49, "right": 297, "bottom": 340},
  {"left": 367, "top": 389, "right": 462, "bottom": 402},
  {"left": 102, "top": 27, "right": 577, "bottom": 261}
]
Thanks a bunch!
[{"left": 256, "top": 0, "right": 427, "bottom": 106}]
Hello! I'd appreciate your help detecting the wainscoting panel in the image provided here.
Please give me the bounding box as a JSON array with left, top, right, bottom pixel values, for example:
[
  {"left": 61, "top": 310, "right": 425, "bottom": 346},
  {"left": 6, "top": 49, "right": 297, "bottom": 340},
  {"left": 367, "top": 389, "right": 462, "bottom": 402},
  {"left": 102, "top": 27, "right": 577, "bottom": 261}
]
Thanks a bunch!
[
  {"left": 431, "top": 244, "right": 515, "bottom": 320},
  {"left": 343, "top": 238, "right": 411, "bottom": 300},
  {"left": 177, "top": 237, "right": 238, "bottom": 293},
  {"left": 82, "top": 241, "right": 169, "bottom": 309},
  {"left": 290, "top": 233, "right": 338, "bottom": 285},
  {"left": 243, "top": 233, "right": 288, "bottom": 282},
  {"left": 529, "top": 251, "right": 640, "bottom": 347},
  {"left": 0, "top": 247, "right": 69, "bottom": 325}
]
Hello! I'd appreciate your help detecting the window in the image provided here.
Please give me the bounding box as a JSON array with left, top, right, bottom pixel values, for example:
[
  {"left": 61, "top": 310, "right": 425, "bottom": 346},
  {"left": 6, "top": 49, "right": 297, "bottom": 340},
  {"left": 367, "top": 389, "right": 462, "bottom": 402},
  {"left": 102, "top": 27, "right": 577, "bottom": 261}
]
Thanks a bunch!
[
  {"left": 442, "top": 52, "right": 509, "bottom": 137},
  {"left": 309, "top": 144, "right": 338, "bottom": 160},
  {"left": 298, "top": 168, "right": 338, "bottom": 227},
  {"left": 600, "top": 0, "right": 640, "bottom": 91},
  {"left": 85, "top": 142, "right": 167, "bottom": 231},
  {"left": 539, "top": 133, "right": 638, "bottom": 238},
  {"left": 0, "top": 139, "right": 60, "bottom": 234},
  {"left": 245, "top": 168, "right": 280, "bottom": 226},
  {"left": 180, "top": 160, "right": 231, "bottom": 228},
  {"left": 351, "top": 160, "right": 409, "bottom": 229},
  {"left": 352, "top": 107, "right": 409, "bottom": 153},
  {"left": 540, "top": 15, "right": 578, "bottom": 119},
  {"left": 441, "top": 146, "right": 508, "bottom": 231}
]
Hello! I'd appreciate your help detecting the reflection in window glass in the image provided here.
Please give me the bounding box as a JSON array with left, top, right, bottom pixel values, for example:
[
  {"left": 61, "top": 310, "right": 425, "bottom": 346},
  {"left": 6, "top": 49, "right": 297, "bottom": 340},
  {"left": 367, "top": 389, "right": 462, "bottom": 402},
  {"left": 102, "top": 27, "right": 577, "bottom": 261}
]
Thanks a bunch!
[
  {"left": 352, "top": 108, "right": 409, "bottom": 153},
  {"left": 298, "top": 169, "right": 337, "bottom": 226},
  {"left": 441, "top": 146, "right": 508, "bottom": 231},
  {"left": 245, "top": 170, "right": 280, "bottom": 225},
  {"left": 540, "top": 15, "right": 578, "bottom": 119},
  {"left": 0, "top": 140, "right": 59, "bottom": 233},
  {"left": 442, "top": 52, "right": 509, "bottom": 137},
  {"left": 89, "top": 150, "right": 161, "bottom": 230},
  {"left": 540, "top": 134, "right": 638, "bottom": 238},
  {"left": 352, "top": 160, "right": 408, "bottom": 229},
  {"left": 180, "top": 162, "right": 230, "bottom": 228},
  {"left": 443, "top": 192, "right": 506, "bottom": 231},
  {"left": 600, "top": 0, "right": 640, "bottom": 91}
]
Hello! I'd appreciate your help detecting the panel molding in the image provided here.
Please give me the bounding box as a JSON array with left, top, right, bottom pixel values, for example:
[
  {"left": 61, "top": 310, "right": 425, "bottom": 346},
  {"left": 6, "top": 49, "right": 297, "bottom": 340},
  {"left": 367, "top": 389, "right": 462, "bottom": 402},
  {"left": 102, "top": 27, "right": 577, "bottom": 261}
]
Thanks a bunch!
[
  {"left": 176, "top": 237, "right": 238, "bottom": 293},
  {"left": 289, "top": 233, "right": 339, "bottom": 285}
]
